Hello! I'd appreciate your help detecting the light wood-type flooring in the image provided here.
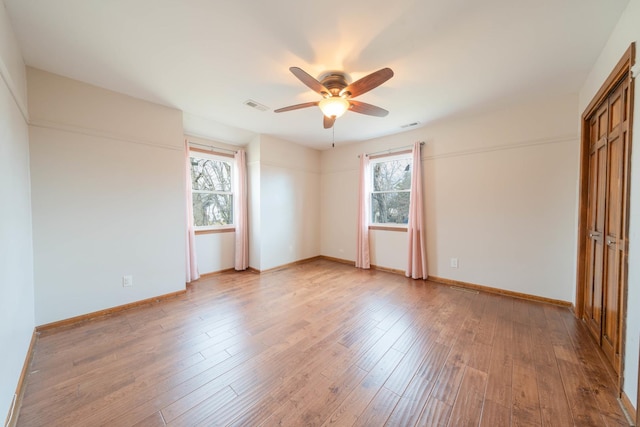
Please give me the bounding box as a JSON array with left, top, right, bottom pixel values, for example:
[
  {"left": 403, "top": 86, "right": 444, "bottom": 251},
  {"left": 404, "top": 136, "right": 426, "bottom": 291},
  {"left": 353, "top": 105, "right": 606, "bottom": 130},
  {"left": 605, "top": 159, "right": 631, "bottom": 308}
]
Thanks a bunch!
[{"left": 16, "top": 259, "right": 630, "bottom": 426}]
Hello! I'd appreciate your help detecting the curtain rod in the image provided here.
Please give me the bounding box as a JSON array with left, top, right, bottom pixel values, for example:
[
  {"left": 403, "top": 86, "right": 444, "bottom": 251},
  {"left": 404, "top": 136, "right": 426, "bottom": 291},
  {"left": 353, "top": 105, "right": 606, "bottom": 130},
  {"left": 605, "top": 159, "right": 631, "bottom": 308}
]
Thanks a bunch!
[
  {"left": 188, "top": 141, "right": 238, "bottom": 154},
  {"left": 358, "top": 141, "right": 424, "bottom": 158}
]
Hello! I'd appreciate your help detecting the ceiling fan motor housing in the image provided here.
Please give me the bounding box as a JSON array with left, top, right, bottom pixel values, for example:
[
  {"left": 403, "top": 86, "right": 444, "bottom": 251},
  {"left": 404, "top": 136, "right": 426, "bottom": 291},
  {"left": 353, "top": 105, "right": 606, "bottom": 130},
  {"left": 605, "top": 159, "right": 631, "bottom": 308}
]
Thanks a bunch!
[
  {"left": 319, "top": 72, "right": 350, "bottom": 96},
  {"left": 274, "top": 66, "right": 393, "bottom": 128}
]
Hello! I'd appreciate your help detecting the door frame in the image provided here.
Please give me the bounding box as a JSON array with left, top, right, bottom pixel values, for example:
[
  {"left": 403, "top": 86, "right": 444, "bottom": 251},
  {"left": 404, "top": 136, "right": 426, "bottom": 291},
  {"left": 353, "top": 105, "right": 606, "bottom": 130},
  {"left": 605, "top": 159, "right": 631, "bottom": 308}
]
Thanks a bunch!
[{"left": 575, "top": 42, "right": 635, "bottom": 390}]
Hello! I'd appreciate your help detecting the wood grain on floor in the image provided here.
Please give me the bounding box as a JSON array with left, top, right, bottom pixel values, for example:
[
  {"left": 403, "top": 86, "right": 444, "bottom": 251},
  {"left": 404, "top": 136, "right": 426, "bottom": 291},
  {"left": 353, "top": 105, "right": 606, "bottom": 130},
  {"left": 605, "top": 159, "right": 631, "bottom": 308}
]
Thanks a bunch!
[{"left": 16, "top": 259, "right": 630, "bottom": 426}]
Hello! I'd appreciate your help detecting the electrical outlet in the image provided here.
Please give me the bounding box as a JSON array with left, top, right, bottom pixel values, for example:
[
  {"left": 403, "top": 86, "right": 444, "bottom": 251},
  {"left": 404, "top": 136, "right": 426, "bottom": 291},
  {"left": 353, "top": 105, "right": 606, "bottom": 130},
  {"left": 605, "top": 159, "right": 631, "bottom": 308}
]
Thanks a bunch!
[
  {"left": 450, "top": 258, "right": 459, "bottom": 268},
  {"left": 122, "top": 275, "right": 133, "bottom": 287}
]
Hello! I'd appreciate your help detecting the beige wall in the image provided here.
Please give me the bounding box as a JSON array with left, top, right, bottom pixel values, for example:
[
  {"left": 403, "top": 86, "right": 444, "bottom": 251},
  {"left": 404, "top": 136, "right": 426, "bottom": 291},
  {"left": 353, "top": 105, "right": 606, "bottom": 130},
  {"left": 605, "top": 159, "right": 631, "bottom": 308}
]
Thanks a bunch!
[
  {"left": 247, "top": 135, "right": 262, "bottom": 269},
  {"left": 188, "top": 132, "right": 321, "bottom": 273},
  {"left": 28, "top": 68, "right": 186, "bottom": 325},
  {"left": 260, "top": 135, "right": 321, "bottom": 270},
  {"left": 0, "top": 1, "right": 34, "bottom": 422},
  {"left": 0, "top": 0, "right": 26, "bottom": 110},
  {"left": 579, "top": 0, "right": 640, "bottom": 408},
  {"left": 248, "top": 135, "right": 321, "bottom": 271},
  {"left": 321, "top": 93, "right": 580, "bottom": 302}
]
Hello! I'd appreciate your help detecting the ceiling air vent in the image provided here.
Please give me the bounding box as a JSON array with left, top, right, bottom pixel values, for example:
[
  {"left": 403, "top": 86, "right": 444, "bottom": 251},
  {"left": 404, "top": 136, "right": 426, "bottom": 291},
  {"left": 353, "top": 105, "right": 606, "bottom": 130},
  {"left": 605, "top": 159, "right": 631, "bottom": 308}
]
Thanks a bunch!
[
  {"left": 401, "top": 121, "right": 420, "bottom": 129},
  {"left": 243, "top": 99, "right": 269, "bottom": 112}
]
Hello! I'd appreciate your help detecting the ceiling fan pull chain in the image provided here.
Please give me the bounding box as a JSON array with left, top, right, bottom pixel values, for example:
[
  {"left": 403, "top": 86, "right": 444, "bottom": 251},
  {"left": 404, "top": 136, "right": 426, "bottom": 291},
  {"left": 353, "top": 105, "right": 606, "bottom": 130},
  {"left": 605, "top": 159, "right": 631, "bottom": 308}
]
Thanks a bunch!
[{"left": 332, "top": 125, "right": 335, "bottom": 148}]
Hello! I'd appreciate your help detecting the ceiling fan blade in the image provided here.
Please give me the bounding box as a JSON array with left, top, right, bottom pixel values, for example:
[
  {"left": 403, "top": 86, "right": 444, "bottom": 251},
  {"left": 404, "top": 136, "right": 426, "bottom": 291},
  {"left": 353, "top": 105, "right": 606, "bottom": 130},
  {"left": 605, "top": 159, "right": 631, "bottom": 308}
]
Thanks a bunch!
[
  {"left": 340, "top": 68, "right": 394, "bottom": 98},
  {"left": 274, "top": 101, "right": 319, "bottom": 113},
  {"left": 323, "top": 115, "right": 336, "bottom": 129},
  {"left": 349, "top": 100, "right": 389, "bottom": 117},
  {"left": 290, "top": 67, "right": 331, "bottom": 97}
]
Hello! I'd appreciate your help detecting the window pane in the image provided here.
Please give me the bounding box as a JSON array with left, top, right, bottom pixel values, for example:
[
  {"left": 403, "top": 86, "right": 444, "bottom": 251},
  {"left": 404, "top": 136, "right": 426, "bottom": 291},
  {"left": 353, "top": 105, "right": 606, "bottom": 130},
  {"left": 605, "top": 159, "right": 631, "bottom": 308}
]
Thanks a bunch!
[
  {"left": 371, "top": 192, "right": 410, "bottom": 224},
  {"left": 190, "top": 157, "right": 232, "bottom": 192},
  {"left": 192, "top": 193, "right": 233, "bottom": 226},
  {"left": 372, "top": 159, "right": 412, "bottom": 191}
]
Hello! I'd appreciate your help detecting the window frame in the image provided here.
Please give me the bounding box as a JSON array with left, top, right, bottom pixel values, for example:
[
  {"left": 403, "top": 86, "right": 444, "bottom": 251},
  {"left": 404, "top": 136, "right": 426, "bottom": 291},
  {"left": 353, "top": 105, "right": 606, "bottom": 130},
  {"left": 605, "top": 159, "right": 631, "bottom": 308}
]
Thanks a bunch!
[
  {"left": 368, "top": 152, "right": 413, "bottom": 230},
  {"left": 189, "top": 148, "right": 235, "bottom": 233}
]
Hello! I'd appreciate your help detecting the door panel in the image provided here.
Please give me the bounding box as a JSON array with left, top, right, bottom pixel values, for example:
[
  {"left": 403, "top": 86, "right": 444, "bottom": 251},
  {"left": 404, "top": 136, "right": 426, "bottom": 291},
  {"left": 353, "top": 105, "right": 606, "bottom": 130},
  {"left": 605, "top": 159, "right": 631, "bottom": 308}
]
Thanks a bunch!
[
  {"left": 585, "top": 105, "right": 608, "bottom": 341},
  {"left": 583, "top": 135, "right": 597, "bottom": 327},
  {"left": 602, "top": 128, "right": 620, "bottom": 368},
  {"left": 583, "top": 77, "right": 630, "bottom": 376},
  {"left": 601, "top": 81, "right": 628, "bottom": 373}
]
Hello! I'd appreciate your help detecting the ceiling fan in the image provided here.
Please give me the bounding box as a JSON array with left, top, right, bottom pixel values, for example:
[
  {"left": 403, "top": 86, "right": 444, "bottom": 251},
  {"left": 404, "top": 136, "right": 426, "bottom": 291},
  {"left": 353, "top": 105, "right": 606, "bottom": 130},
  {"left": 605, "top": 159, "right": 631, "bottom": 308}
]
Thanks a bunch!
[{"left": 274, "top": 66, "right": 394, "bottom": 129}]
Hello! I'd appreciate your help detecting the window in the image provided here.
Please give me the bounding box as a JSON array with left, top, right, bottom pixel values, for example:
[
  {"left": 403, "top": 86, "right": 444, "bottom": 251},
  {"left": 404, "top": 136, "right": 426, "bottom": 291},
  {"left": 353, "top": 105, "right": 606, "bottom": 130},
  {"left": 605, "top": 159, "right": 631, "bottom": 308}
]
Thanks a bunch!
[
  {"left": 190, "top": 150, "right": 234, "bottom": 229},
  {"left": 370, "top": 154, "right": 412, "bottom": 225}
]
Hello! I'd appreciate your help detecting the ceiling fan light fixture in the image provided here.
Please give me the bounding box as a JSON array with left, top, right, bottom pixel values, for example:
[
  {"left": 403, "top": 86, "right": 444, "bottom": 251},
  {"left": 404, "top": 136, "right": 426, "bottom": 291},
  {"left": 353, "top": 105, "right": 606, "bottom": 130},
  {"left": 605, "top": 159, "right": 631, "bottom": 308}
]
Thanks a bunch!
[
  {"left": 275, "top": 66, "right": 393, "bottom": 128},
  {"left": 319, "top": 97, "right": 350, "bottom": 118}
]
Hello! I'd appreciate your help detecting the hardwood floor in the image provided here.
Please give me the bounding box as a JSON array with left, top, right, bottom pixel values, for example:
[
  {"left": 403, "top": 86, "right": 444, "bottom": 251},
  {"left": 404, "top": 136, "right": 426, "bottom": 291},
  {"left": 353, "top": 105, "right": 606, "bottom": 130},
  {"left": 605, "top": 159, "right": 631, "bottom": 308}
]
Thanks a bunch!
[{"left": 16, "top": 259, "right": 630, "bottom": 426}]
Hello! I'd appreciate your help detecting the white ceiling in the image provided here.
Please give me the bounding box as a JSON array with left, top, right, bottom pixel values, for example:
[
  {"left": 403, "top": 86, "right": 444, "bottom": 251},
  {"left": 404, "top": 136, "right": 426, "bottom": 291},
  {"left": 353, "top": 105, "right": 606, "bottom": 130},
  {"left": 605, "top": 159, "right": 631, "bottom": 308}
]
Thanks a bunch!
[{"left": 4, "top": 0, "right": 630, "bottom": 149}]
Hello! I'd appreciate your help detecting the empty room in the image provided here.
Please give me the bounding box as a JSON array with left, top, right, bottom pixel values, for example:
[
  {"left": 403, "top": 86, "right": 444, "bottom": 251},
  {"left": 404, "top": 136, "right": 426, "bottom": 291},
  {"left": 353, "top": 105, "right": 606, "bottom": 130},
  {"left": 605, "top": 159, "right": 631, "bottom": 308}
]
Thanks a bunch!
[{"left": 2, "top": 0, "right": 640, "bottom": 426}]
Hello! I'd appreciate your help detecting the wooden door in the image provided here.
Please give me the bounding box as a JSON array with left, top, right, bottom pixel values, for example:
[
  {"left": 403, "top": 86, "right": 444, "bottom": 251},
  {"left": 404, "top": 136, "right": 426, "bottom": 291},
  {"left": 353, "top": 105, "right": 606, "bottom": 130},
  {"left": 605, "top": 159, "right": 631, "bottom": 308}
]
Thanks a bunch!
[
  {"left": 582, "top": 77, "right": 630, "bottom": 375},
  {"left": 601, "top": 79, "right": 629, "bottom": 372},
  {"left": 584, "top": 103, "right": 608, "bottom": 342}
]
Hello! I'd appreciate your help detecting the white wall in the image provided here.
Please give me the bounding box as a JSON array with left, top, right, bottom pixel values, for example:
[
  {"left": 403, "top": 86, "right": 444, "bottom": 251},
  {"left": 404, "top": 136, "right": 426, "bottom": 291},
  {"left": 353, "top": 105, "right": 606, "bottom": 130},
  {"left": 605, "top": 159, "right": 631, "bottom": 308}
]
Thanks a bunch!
[
  {"left": 370, "top": 230, "right": 407, "bottom": 271},
  {"left": 579, "top": 0, "right": 640, "bottom": 409},
  {"left": 28, "top": 68, "right": 186, "bottom": 325},
  {"left": 0, "top": 1, "right": 34, "bottom": 423},
  {"left": 247, "top": 135, "right": 261, "bottom": 270},
  {"left": 186, "top": 134, "right": 239, "bottom": 275},
  {"left": 194, "top": 231, "right": 235, "bottom": 274},
  {"left": 0, "top": 1, "right": 26, "bottom": 110},
  {"left": 321, "top": 93, "right": 580, "bottom": 302},
  {"left": 319, "top": 162, "right": 358, "bottom": 262},
  {"left": 250, "top": 135, "right": 321, "bottom": 271},
  {"left": 260, "top": 135, "right": 321, "bottom": 270}
]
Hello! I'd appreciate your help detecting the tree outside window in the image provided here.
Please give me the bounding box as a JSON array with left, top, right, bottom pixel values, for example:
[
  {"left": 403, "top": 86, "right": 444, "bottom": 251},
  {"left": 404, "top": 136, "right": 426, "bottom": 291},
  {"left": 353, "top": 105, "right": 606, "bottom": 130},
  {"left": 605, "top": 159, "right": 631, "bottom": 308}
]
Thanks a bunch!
[
  {"left": 370, "top": 156, "right": 412, "bottom": 225},
  {"left": 190, "top": 153, "right": 233, "bottom": 228}
]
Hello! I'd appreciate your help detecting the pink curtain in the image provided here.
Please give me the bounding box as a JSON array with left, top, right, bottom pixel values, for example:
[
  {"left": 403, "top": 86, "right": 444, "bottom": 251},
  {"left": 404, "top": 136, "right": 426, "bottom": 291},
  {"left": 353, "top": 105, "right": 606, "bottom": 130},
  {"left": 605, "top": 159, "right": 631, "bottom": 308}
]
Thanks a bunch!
[
  {"left": 406, "top": 142, "right": 428, "bottom": 279},
  {"left": 356, "top": 154, "right": 371, "bottom": 269},
  {"left": 184, "top": 140, "right": 200, "bottom": 282},
  {"left": 234, "top": 149, "right": 249, "bottom": 270}
]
